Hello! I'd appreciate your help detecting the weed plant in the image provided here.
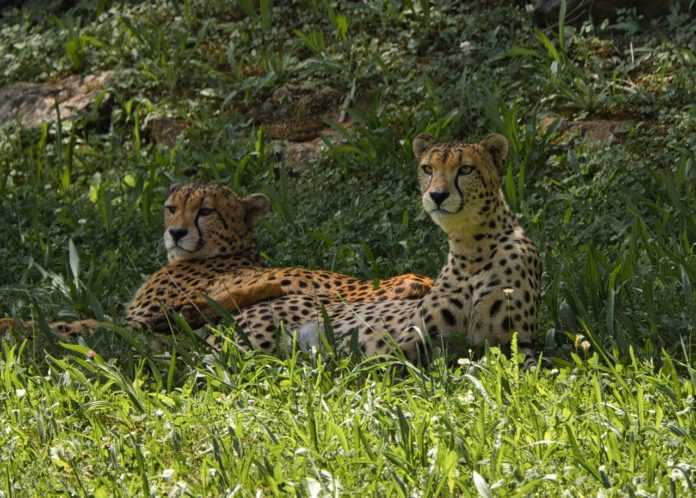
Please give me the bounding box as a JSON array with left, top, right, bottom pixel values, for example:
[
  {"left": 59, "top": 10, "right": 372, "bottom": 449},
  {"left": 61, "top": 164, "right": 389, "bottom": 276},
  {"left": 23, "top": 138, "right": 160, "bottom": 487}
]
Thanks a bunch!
[{"left": 0, "top": 0, "right": 694, "bottom": 495}]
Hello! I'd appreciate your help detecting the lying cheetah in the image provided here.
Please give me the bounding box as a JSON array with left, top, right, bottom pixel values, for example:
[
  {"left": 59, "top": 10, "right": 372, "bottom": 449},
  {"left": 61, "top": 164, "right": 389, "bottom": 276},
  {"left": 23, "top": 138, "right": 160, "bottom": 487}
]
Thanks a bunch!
[
  {"left": 0, "top": 184, "right": 432, "bottom": 336},
  {"left": 223, "top": 134, "right": 541, "bottom": 365}
]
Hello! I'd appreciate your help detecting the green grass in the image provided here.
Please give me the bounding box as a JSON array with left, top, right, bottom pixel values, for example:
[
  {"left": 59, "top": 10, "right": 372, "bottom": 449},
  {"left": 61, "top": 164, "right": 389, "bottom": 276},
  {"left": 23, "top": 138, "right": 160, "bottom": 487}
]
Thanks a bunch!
[
  {"left": 2, "top": 342, "right": 694, "bottom": 495},
  {"left": 1, "top": 0, "right": 695, "bottom": 495}
]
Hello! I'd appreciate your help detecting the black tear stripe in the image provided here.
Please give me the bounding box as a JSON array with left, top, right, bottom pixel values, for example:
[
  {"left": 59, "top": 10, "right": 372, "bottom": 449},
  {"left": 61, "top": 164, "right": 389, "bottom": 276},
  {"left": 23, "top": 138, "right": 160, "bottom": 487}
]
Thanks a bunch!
[
  {"left": 424, "top": 174, "right": 433, "bottom": 193},
  {"left": 454, "top": 179, "right": 464, "bottom": 205},
  {"left": 194, "top": 208, "right": 205, "bottom": 250}
]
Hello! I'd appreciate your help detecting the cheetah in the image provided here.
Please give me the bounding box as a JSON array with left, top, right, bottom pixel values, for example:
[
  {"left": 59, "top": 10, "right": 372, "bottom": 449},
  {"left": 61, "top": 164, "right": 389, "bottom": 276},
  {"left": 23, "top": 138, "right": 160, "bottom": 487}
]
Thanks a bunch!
[
  {"left": 0, "top": 183, "right": 432, "bottom": 336},
  {"left": 222, "top": 134, "right": 541, "bottom": 366}
]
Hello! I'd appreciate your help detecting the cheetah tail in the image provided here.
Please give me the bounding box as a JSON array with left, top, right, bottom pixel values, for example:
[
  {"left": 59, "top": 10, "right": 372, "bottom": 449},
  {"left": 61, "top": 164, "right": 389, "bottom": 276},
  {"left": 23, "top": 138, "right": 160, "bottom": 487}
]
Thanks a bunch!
[{"left": 0, "top": 317, "right": 100, "bottom": 337}]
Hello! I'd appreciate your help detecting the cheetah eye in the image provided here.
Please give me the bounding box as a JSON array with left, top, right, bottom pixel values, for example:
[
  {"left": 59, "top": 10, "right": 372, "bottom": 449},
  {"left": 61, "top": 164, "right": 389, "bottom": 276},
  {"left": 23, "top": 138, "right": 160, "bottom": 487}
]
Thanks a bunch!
[
  {"left": 458, "top": 165, "right": 473, "bottom": 176},
  {"left": 421, "top": 164, "right": 432, "bottom": 175},
  {"left": 198, "top": 207, "right": 214, "bottom": 216},
  {"left": 165, "top": 206, "right": 176, "bottom": 214}
]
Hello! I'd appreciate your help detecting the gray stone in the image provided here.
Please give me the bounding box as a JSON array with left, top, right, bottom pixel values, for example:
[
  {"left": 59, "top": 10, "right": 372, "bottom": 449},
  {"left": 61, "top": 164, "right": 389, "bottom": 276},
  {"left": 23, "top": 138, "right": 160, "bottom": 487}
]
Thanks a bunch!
[
  {"left": 0, "top": 70, "right": 113, "bottom": 128},
  {"left": 145, "top": 116, "right": 188, "bottom": 148},
  {"left": 253, "top": 83, "right": 343, "bottom": 142},
  {"left": 541, "top": 114, "right": 635, "bottom": 148}
]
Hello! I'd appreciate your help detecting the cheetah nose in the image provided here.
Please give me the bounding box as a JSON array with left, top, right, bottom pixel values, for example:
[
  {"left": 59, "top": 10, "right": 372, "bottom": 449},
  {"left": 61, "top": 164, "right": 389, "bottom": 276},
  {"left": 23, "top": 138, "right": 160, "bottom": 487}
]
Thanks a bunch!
[
  {"left": 169, "top": 228, "right": 188, "bottom": 242},
  {"left": 429, "top": 191, "right": 449, "bottom": 206}
]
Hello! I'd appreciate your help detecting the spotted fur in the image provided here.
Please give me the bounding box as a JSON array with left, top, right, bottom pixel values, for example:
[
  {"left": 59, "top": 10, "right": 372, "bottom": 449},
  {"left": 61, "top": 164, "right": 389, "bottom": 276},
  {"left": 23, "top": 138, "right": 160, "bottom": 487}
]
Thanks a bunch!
[
  {"left": 223, "top": 135, "right": 541, "bottom": 366},
  {"left": 0, "top": 184, "right": 432, "bottom": 336}
]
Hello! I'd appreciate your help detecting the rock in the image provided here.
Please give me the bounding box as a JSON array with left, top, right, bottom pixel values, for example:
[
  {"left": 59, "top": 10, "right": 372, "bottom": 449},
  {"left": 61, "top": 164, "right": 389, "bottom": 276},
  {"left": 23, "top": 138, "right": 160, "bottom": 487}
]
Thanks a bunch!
[
  {"left": 248, "top": 82, "right": 358, "bottom": 169},
  {"left": 281, "top": 137, "right": 326, "bottom": 170},
  {"left": 0, "top": 70, "right": 114, "bottom": 128},
  {"left": 530, "top": 0, "right": 675, "bottom": 26},
  {"left": 541, "top": 114, "right": 633, "bottom": 145},
  {"left": 145, "top": 116, "right": 188, "bottom": 148},
  {"left": 278, "top": 126, "right": 349, "bottom": 171},
  {"left": 253, "top": 83, "right": 343, "bottom": 142},
  {"left": 565, "top": 119, "right": 629, "bottom": 144}
]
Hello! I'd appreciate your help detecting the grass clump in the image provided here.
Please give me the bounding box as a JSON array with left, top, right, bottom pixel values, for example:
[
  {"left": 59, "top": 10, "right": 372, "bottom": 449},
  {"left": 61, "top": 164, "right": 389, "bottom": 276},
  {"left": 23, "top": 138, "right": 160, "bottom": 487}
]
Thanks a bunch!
[{"left": 1, "top": 342, "right": 694, "bottom": 496}]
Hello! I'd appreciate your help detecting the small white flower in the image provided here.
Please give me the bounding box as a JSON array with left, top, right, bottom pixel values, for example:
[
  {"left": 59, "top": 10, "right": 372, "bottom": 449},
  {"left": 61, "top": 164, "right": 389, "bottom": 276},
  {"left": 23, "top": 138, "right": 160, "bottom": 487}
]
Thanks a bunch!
[
  {"left": 15, "top": 389, "right": 25, "bottom": 399},
  {"left": 459, "top": 390, "right": 475, "bottom": 404},
  {"left": 457, "top": 358, "right": 471, "bottom": 367},
  {"left": 162, "top": 469, "right": 174, "bottom": 481},
  {"left": 581, "top": 340, "right": 591, "bottom": 353},
  {"left": 503, "top": 288, "right": 514, "bottom": 296}
]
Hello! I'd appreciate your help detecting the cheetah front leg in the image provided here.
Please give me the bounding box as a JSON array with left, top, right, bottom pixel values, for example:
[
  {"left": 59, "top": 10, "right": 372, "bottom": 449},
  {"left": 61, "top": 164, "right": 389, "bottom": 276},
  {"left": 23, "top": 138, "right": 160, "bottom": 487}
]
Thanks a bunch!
[{"left": 143, "top": 281, "right": 284, "bottom": 332}]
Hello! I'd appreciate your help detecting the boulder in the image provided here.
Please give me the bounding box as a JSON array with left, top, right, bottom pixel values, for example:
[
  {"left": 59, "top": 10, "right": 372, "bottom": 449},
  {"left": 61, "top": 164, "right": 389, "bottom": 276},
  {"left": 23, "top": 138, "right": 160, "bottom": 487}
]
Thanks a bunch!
[
  {"left": 541, "top": 114, "right": 634, "bottom": 147},
  {"left": 0, "top": 70, "right": 113, "bottom": 128},
  {"left": 253, "top": 83, "right": 344, "bottom": 142},
  {"left": 145, "top": 116, "right": 188, "bottom": 148}
]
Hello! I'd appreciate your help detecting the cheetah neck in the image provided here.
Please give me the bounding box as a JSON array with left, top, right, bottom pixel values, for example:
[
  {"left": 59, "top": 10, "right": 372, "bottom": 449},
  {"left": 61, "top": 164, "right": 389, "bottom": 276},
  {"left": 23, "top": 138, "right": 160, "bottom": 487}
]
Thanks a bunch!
[
  {"left": 445, "top": 192, "right": 518, "bottom": 269},
  {"left": 213, "top": 232, "right": 264, "bottom": 265},
  {"left": 216, "top": 248, "right": 265, "bottom": 268},
  {"left": 211, "top": 234, "right": 264, "bottom": 265},
  {"left": 233, "top": 242, "right": 264, "bottom": 266},
  {"left": 171, "top": 248, "right": 264, "bottom": 270},
  {"left": 413, "top": 192, "right": 524, "bottom": 354}
]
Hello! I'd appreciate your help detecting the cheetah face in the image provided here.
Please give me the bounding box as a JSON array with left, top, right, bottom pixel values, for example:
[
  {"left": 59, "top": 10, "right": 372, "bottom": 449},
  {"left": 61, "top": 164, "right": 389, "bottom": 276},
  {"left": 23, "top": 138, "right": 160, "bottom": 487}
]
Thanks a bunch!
[
  {"left": 412, "top": 133, "right": 509, "bottom": 237},
  {"left": 163, "top": 184, "right": 270, "bottom": 262}
]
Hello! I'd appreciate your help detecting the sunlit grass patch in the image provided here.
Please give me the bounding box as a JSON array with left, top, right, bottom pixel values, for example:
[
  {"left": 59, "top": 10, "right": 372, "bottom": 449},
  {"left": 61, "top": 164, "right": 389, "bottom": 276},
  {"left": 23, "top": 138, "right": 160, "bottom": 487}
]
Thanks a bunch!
[{"left": 1, "top": 340, "right": 694, "bottom": 495}]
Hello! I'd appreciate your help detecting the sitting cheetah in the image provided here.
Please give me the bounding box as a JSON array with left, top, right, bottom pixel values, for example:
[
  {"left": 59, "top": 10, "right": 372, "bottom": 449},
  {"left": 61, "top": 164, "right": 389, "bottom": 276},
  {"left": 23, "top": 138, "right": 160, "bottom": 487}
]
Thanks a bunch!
[
  {"left": 222, "top": 134, "right": 541, "bottom": 365},
  {"left": 0, "top": 184, "right": 432, "bottom": 336}
]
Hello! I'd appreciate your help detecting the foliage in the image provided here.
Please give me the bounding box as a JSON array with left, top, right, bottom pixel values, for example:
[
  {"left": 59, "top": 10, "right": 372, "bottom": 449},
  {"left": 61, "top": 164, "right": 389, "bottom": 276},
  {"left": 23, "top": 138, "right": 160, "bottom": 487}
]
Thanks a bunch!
[
  {"left": 1, "top": 340, "right": 695, "bottom": 496},
  {"left": 0, "top": 0, "right": 695, "bottom": 494}
]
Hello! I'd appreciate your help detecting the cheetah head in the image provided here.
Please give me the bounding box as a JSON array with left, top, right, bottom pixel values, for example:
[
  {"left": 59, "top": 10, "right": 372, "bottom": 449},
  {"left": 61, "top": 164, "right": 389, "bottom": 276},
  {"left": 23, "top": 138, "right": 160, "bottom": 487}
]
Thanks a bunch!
[
  {"left": 163, "top": 183, "right": 270, "bottom": 262},
  {"left": 412, "top": 133, "right": 508, "bottom": 237}
]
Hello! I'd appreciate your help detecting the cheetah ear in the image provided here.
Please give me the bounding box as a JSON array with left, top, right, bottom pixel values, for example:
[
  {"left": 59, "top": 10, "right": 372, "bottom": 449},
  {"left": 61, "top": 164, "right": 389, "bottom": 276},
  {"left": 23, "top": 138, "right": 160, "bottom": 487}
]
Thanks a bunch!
[
  {"left": 242, "top": 193, "right": 271, "bottom": 226},
  {"left": 412, "top": 133, "right": 436, "bottom": 159},
  {"left": 480, "top": 133, "right": 509, "bottom": 172},
  {"left": 168, "top": 183, "right": 183, "bottom": 195}
]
